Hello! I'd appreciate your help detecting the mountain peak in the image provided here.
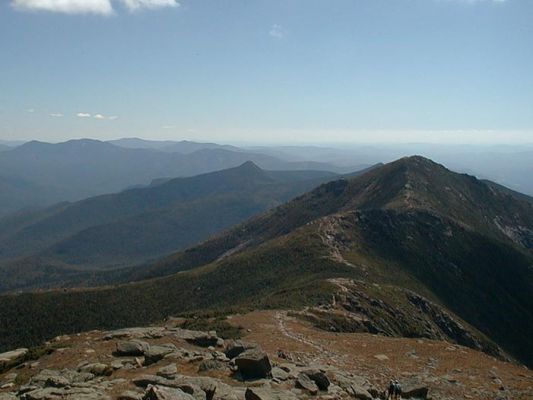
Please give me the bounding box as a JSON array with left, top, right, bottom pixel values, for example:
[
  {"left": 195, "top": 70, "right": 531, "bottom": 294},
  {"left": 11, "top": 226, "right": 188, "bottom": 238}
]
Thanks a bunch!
[
  {"left": 391, "top": 155, "right": 445, "bottom": 171},
  {"left": 238, "top": 160, "right": 262, "bottom": 171}
]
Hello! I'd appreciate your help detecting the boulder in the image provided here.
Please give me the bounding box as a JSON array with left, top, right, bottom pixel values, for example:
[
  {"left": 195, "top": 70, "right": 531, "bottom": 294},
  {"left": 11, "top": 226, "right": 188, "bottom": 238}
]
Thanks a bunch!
[
  {"left": 296, "top": 373, "right": 318, "bottom": 395},
  {"left": 235, "top": 349, "right": 272, "bottom": 379},
  {"left": 349, "top": 384, "right": 373, "bottom": 400},
  {"left": 224, "top": 340, "right": 257, "bottom": 359},
  {"left": 144, "top": 345, "right": 176, "bottom": 366},
  {"left": 245, "top": 388, "right": 299, "bottom": 400},
  {"left": 271, "top": 367, "right": 289, "bottom": 381},
  {"left": 133, "top": 375, "right": 205, "bottom": 399},
  {"left": 143, "top": 385, "right": 195, "bottom": 400},
  {"left": 157, "top": 364, "right": 178, "bottom": 379},
  {"left": 116, "top": 340, "right": 150, "bottom": 356},
  {"left": 0, "top": 348, "right": 28, "bottom": 369},
  {"left": 30, "top": 369, "right": 95, "bottom": 388},
  {"left": 402, "top": 383, "right": 429, "bottom": 399},
  {"left": 301, "top": 368, "right": 330, "bottom": 390},
  {"left": 118, "top": 391, "right": 144, "bottom": 400}
]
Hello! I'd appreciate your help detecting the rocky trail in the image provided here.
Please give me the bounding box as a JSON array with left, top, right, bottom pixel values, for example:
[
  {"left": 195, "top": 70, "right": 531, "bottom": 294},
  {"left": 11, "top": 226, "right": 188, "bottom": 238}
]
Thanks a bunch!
[{"left": 0, "top": 310, "right": 531, "bottom": 400}]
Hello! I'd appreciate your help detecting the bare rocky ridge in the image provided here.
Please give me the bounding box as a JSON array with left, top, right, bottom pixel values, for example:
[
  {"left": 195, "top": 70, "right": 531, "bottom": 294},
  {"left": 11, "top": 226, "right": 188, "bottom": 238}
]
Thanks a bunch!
[{"left": 0, "top": 312, "right": 531, "bottom": 400}]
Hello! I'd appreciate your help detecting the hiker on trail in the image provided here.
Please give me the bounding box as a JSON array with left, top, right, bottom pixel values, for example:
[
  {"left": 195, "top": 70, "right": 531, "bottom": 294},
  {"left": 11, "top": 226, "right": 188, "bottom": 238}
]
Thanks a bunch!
[
  {"left": 387, "top": 380, "right": 395, "bottom": 399},
  {"left": 394, "top": 380, "right": 402, "bottom": 399}
]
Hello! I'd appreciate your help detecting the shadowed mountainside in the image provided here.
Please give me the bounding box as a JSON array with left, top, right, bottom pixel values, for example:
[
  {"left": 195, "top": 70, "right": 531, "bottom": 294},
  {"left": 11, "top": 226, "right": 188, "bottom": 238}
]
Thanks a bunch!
[
  {"left": 0, "top": 162, "right": 353, "bottom": 292},
  {"left": 0, "top": 156, "right": 531, "bottom": 368}
]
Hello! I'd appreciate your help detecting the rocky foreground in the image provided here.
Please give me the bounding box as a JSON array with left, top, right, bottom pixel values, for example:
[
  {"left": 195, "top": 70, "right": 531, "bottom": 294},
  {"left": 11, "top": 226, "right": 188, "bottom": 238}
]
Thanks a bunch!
[{"left": 0, "top": 311, "right": 531, "bottom": 400}]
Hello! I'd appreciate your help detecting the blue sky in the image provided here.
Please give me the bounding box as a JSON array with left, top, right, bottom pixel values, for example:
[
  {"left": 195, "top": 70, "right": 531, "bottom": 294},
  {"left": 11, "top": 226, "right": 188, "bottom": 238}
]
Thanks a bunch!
[{"left": 0, "top": 0, "right": 532, "bottom": 143}]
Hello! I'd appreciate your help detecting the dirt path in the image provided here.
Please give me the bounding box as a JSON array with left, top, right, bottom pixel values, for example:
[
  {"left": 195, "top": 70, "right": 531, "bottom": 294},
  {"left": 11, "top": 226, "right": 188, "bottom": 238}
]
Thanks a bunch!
[
  {"left": 274, "top": 311, "right": 346, "bottom": 366},
  {"left": 317, "top": 216, "right": 358, "bottom": 269}
]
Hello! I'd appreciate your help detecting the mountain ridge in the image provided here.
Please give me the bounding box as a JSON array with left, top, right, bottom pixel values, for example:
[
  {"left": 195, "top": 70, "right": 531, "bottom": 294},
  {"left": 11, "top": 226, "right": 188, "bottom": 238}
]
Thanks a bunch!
[
  {"left": 0, "top": 156, "right": 531, "bottom": 369},
  {"left": 0, "top": 162, "right": 344, "bottom": 292},
  {"left": 0, "top": 139, "right": 352, "bottom": 216}
]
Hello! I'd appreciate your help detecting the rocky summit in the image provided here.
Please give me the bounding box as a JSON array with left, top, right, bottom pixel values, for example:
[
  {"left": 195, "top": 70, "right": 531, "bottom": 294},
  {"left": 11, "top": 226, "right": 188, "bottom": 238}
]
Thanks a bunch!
[{"left": 0, "top": 311, "right": 532, "bottom": 400}]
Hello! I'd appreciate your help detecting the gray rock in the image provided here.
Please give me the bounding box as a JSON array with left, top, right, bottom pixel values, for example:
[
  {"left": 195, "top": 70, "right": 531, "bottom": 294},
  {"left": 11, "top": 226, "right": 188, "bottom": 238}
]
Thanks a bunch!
[
  {"left": 245, "top": 387, "right": 299, "bottom": 400},
  {"left": 301, "top": 368, "right": 330, "bottom": 390},
  {"left": 1, "top": 372, "right": 18, "bottom": 384},
  {"left": 0, "top": 394, "right": 17, "bottom": 400},
  {"left": 104, "top": 327, "right": 166, "bottom": 340},
  {"left": 235, "top": 349, "right": 272, "bottom": 380},
  {"left": 116, "top": 340, "right": 150, "bottom": 356},
  {"left": 224, "top": 340, "right": 257, "bottom": 359},
  {"left": 30, "top": 369, "right": 95, "bottom": 388},
  {"left": 118, "top": 391, "right": 144, "bottom": 400},
  {"left": 22, "top": 387, "right": 110, "bottom": 400},
  {"left": 144, "top": 345, "right": 176, "bottom": 366},
  {"left": 349, "top": 384, "right": 373, "bottom": 400},
  {"left": 78, "top": 363, "right": 112, "bottom": 376},
  {"left": 157, "top": 364, "right": 178, "bottom": 379},
  {"left": 295, "top": 373, "right": 318, "bottom": 395},
  {"left": 402, "top": 383, "right": 429, "bottom": 399},
  {"left": 134, "top": 375, "right": 173, "bottom": 388},
  {"left": 143, "top": 385, "right": 196, "bottom": 400},
  {"left": 0, "top": 348, "right": 28, "bottom": 369},
  {"left": 271, "top": 367, "right": 289, "bottom": 381},
  {"left": 132, "top": 374, "right": 204, "bottom": 399}
]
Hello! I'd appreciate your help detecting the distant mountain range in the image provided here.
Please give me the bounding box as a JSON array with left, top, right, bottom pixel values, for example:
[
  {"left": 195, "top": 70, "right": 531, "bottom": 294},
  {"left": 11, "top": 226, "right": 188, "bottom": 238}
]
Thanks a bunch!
[
  {"left": 108, "top": 137, "right": 242, "bottom": 153},
  {"left": 0, "top": 139, "right": 360, "bottom": 217},
  {"left": 1, "top": 156, "right": 531, "bottom": 368},
  {"left": 0, "top": 162, "right": 356, "bottom": 292}
]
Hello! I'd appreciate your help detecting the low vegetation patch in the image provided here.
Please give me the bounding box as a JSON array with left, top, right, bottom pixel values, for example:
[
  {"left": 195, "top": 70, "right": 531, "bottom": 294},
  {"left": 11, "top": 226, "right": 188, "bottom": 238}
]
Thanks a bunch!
[{"left": 180, "top": 317, "right": 243, "bottom": 340}]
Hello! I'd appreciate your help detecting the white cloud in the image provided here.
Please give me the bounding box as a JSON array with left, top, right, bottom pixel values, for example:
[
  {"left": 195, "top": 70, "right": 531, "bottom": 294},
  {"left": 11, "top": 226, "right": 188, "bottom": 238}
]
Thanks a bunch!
[
  {"left": 12, "top": 0, "right": 114, "bottom": 15},
  {"left": 94, "top": 113, "right": 118, "bottom": 120},
  {"left": 11, "top": 0, "right": 179, "bottom": 15},
  {"left": 27, "top": 108, "right": 35, "bottom": 113},
  {"left": 119, "top": 0, "right": 179, "bottom": 12},
  {"left": 49, "top": 113, "right": 63, "bottom": 117},
  {"left": 77, "top": 112, "right": 91, "bottom": 118},
  {"left": 269, "top": 24, "right": 284, "bottom": 39}
]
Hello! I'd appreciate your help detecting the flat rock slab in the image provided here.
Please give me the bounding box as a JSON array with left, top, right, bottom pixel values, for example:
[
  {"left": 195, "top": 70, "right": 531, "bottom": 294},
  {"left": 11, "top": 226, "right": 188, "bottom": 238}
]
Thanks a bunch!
[
  {"left": 144, "top": 345, "right": 176, "bottom": 366},
  {"left": 104, "top": 328, "right": 166, "bottom": 340},
  {"left": 296, "top": 373, "right": 318, "bottom": 395},
  {"left": 116, "top": 340, "right": 150, "bottom": 356},
  {"left": 245, "top": 388, "right": 299, "bottom": 400},
  {"left": 143, "top": 385, "right": 196, "bottom": 400},
  {"left": 0, "top": 348, "right": 28, "bottom": 369},
  {"left": 21, "top": 387, "right": 111, "bottom": 400}
]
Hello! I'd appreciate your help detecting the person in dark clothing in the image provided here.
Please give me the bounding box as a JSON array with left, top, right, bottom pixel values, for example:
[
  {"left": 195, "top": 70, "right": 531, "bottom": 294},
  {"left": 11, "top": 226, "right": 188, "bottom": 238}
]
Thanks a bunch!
[
  {"left": 394, "top": 380, "right": 402, "bottom": 399},
  {"left": 387, "top": 380, "right": 395, "bottom": 399}
]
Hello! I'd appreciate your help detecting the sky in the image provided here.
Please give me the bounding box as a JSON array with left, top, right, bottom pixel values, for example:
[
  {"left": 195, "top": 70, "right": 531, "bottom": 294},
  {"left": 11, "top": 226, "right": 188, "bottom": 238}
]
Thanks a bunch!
[{"left": 0, "top": 0, "right": 532, "bottom": 144}]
